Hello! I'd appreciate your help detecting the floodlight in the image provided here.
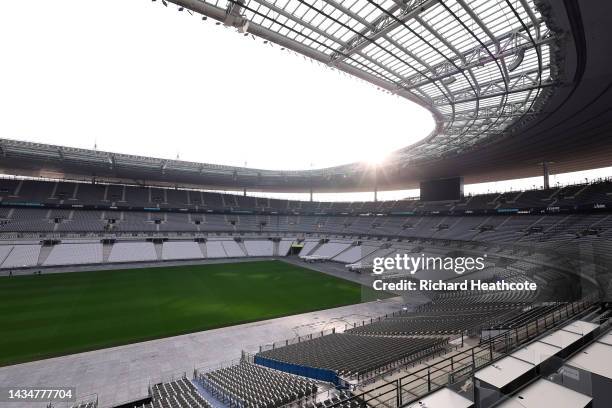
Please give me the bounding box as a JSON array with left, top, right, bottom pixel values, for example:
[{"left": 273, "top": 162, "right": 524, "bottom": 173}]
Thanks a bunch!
[{"left": 508, "top": 48, "right": 526, "bottom": 72}]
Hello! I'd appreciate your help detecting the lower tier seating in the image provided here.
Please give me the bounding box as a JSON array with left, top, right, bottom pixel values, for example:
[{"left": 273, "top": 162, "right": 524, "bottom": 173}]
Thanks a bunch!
[
  {"left": 257, "top": 334, "right": 445, "bottom": 378},
  {"left": 198, "top": 360, "right": 317, "bottom": 408},
  {"left": 143, "top": 377, "right": 213, "bottom": 408},
  {"left": 346, "top": 307, "right": 518, "bottom": 336}
]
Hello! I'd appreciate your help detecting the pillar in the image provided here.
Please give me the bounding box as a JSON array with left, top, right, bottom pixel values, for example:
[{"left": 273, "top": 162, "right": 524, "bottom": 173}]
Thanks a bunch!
[{"left": 543, "top": 161, "right": 550, "bottom": 190}]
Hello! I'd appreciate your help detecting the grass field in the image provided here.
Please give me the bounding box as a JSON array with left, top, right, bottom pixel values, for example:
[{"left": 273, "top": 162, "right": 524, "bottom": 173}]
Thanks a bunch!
[{"left": 0, "top": 260, "right": 382, "bottom": 366}]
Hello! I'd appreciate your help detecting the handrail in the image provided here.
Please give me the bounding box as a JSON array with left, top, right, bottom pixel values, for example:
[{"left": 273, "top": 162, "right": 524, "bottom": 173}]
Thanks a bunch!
[{"left": 326, "top": 296, "right": 597, "bottom": 408}]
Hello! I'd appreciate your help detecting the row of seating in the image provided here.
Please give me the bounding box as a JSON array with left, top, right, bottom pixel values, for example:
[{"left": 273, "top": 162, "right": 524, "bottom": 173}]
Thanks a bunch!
[
  {"left": 309, "top": 390, "right": 362, "bottom": 408},
  {"left": 145, "top": 377, "right": 213, "bottom": 408},
  {"left": 198, "top": 360, "right": 317, "bottom": 408},
  {"left": 2, "top": 209, "right": 612, "bottom": 244},
  {"left": 256, "top": 334, "right": 445, "bottom": 378},
  {"left": 346, "top": 308, "right": 519, "bottom": 336},
  {"left": 2, "top": 178, "right": 612, "bottom": 213},
  {"left": 70, "top": 402, "right": 97, "bottom": 408},
  {"left": 0, "top": 239, "right": 283, "bottom": 268},
  {"left": 488, "top": 304, "right": 564, "bottom": 330}
]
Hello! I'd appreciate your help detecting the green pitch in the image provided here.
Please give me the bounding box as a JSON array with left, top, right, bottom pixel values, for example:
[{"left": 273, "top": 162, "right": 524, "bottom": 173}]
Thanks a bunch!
[{"left": 0, "top": 260, "right": 383, "bottom": 366}]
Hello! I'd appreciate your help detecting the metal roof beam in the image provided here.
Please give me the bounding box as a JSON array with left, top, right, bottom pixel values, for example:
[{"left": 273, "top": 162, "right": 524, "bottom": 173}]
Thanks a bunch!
[
  {"left": 321, "top": 0, "right": 371, "bottom": 28},
  {"left": 252, "top": 0, "right": 345, "bottom": 49},
  {"left": 455, "top": 0, "right": 500, "bottom": 53},
  {"left": 160, "top": 0, "right": 554, "bottom": 165},
  {"left": 380, "top": 33, "right": 457, "bottom": 103},
  {"left": 414, "top": 15, "right": 465, "bottom": 63},
  {"left": 251, "top": 0, "right": 418, "bottom": 86},
  {"left": 443, "top": 101, "right": 535, "bottom": 121},
  {"left": 401, "top": 23, "right": 550, "bottom": 90},
  {"left": 444, "top": 81, "right": 552, "bottom": 105},
  {"left": 431, "top": 67, "right": 545, "bottom": 105},
  {"left": 166, "top": 1, "right": 415, "bottom": 94},
  {"left": 518, "top": 0, "right": 540, "bottom": 36},
  {"left": 329, "top": 0, "right": 439, "bottom": 62}
]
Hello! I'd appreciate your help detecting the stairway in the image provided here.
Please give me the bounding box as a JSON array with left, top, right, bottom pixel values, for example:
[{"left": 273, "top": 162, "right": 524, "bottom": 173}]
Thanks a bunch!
[
  {"left": 37, "top": 245, "right": 55, "bottom": 266},
  {"left": 199, "top": 242, "right": 207, "bottom": 258},
  {"left": 102, "top": 243, "right": 113, "bottom": 263},
  {"left": 154, "top": 243, "right": 163, "bottom": 260},
  {"left": 237, "top": 240, "right": 248, "bottom": 256}
]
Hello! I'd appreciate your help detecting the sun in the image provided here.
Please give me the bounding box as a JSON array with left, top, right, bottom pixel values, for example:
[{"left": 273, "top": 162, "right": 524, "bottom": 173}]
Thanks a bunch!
[{"left": 365, "top": 151, "right": 389, "bottom": 167}]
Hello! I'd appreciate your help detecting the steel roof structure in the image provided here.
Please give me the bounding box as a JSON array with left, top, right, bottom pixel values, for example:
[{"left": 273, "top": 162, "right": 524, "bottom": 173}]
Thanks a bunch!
[
  {"left": 186, "top": 0, "right": 555, "bottom": 161},
  {"left": 1, "top": 0, "right": 611, "bottom": 192}
]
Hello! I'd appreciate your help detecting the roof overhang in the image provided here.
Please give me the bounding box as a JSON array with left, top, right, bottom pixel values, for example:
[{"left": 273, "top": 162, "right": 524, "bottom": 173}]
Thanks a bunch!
[{"left": 1, "top": 0, "right": 611, "bottom": 192}]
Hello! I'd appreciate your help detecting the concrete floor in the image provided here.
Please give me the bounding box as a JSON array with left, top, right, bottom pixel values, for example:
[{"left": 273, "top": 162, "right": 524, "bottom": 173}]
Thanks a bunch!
[{"left": 0, "top": 259, "right": 406, "bottom": 408}]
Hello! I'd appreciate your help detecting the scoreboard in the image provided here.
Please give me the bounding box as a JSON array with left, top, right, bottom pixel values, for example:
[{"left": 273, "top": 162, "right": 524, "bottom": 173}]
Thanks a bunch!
[{"left": 420, "top": 176, "right": 464, "bottom": 201}]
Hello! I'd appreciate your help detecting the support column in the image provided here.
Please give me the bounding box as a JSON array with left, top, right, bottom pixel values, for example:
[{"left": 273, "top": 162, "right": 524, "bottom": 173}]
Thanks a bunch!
[
  {"left": 542, "top": 161, "right": 550, "bottom": 189},
  {"left": 243, "top": 188, "right": 247, "bottom": 196},
  {"left": 309, "top": 188, "right": 313, "bottom": 202},
  {"left": 373, "top": 166, "right": 379, "bottom": 202}
]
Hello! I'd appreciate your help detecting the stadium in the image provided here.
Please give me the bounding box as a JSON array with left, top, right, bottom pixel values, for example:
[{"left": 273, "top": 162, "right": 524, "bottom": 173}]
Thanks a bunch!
[{"left": 0, "top": 0, "right": 611, "bottom": 408}]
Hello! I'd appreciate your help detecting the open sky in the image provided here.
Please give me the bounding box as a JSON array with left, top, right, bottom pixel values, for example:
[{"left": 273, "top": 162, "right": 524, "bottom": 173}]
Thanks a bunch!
[{"left": 0, "top": 0, "right": 434, "bottom": 171}]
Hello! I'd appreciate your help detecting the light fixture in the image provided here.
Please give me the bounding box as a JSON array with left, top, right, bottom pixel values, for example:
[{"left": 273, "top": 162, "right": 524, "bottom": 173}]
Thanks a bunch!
[
  {"left": 508, "top": 48, "right": 525, "bottom": 72},
  {"left": 441, "top": 75, "right": 456, "bottom": 85},
  {"left": 239, "top": 21, "right": 249, "bottom": 33}
]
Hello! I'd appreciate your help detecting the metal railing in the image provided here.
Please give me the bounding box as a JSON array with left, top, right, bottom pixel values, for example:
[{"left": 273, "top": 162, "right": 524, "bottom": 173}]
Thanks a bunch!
[
  {"left": 45, "top": 393, "right": 98, "bottom": 408},
  {"left": 258, "top": 328, "right": 338, "bottom": 353},
  {"left": 327, "top": 296, "right": 596, "bottom": 408}
]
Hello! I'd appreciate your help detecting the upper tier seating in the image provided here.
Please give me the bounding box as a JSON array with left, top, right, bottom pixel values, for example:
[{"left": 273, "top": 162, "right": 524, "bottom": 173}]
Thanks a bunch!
[
  {"left": 56, "top": 210, "right": 106, "bottom": 232},
  {"left": 3, "top": 179, "right": 612, "bottom": 216}
]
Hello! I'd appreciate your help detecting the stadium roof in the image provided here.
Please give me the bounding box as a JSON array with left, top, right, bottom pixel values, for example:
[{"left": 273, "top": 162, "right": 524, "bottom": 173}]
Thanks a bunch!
[
  {"left": 1, "top": 0, "right": 611, "bottom": 192},
  {"left": 198, "top": 0, "right": 556, "bottom": 160}
]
